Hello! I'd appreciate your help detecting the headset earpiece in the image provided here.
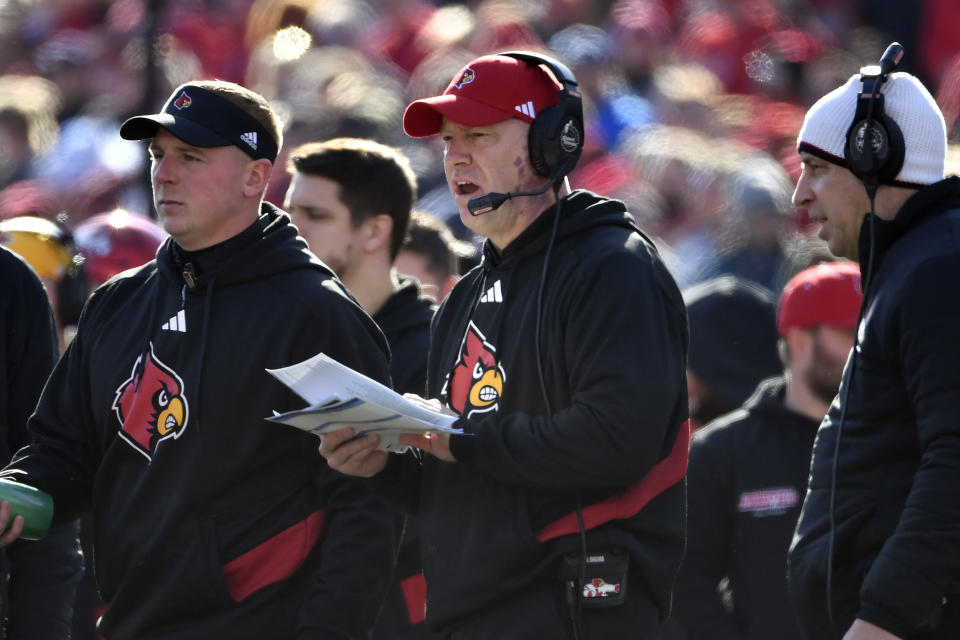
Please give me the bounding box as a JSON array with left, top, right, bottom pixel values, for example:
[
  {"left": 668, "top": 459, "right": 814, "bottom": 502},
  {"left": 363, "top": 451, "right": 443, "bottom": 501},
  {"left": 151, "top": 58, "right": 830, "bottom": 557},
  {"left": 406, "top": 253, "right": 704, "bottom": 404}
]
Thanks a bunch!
[
  {"left": 498, "top": 51, "right": 584, "bottom": 178},
  {"left": 843, "top": 43, "right": 906, "bottom": 191}
]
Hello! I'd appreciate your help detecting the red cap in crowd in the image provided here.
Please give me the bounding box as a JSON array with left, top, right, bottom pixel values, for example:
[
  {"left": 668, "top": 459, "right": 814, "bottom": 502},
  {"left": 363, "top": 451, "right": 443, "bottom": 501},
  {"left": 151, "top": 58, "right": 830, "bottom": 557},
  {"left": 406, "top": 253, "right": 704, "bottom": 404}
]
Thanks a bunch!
[
  {"left": 403, "top": 54, "right": 561, "bottom": 138},
  {"left": 777, "top": 262, "right": 863, "bottom": 337},
  {"left": 74, "top": 209, "right": 167, "bottom": 286}
]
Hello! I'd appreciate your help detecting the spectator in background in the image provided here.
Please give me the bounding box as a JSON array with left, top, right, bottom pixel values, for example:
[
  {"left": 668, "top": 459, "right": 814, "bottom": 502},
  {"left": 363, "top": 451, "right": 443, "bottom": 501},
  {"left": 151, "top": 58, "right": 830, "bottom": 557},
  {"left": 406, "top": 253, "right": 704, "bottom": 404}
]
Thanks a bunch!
[
  {"left": 0, "top": 244, "right": 83, "bottom": 640},
  {"left": 285, "top": 137, "right": 434, "bottom": 395},
  {"left": 285, "top": 137, "right": 435, "bottom": 639},
  {"left": 0, "top": 214, "right": 89, "bottom": 351},
  {"left": 683, "top": 276, "right": 782, "bottom": 428},
  {"left": 701, "top": 157, "right": 803, "bottom": 293},
  {"left": 73, "top": 209, "right": 168, "bottom": 287},
  {"left": 395, "top": 209, "right": 475, "bottom": 303},
  {"left": 674, "top": 261, "right": 862, "bottom": 640}
]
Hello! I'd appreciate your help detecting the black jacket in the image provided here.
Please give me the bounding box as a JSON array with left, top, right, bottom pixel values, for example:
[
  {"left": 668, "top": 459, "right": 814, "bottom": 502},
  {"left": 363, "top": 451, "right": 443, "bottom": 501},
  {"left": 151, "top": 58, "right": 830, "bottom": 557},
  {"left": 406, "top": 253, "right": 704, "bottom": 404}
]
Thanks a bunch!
[
  {"left": 0, "top": 246, "right": 82, "bottom": 640},
  {"left": 373, "top": 190, "right": 689, "bottom": 633},
  {"left": 788, "top": 177, "right": 960, "bottom": 639},
  {"left": 374, "top": 275, "right": 435, "bottom": 396},
  {"left": 675, "top": 377, "right": 817, "bottom": 640},
  {"left": 2, "top": 206, "right": 396, "bottom": 639}
]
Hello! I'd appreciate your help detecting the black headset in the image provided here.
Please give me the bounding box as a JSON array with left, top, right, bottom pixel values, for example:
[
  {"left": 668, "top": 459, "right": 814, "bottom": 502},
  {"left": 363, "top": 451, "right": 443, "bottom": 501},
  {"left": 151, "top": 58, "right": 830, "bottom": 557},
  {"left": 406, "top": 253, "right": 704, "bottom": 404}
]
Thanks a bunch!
[
  {"left": 843, "top": 43, "right": 905, "bottom": 198},
  {"left": 498, "top": 50, "right": 585, "bottom": 178}
]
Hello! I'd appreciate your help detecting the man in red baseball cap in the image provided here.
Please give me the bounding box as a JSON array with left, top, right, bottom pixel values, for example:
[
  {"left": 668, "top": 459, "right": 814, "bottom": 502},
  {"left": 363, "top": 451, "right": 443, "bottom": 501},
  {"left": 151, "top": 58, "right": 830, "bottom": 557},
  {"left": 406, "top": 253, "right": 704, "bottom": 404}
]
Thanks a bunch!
[
  {"left": 675, "top": 261, "right": 861, "bottom": 640},
  {"left": 318, "top": 52, "right": 690, "bottom": 639}
]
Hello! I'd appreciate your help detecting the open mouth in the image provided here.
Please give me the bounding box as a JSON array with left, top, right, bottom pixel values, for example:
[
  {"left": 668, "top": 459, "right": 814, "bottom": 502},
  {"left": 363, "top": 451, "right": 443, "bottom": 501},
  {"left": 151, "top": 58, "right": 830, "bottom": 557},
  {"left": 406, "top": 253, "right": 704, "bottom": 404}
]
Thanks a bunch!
[{"left": 455, "top": 180, "right": 480, "bottom": 196}]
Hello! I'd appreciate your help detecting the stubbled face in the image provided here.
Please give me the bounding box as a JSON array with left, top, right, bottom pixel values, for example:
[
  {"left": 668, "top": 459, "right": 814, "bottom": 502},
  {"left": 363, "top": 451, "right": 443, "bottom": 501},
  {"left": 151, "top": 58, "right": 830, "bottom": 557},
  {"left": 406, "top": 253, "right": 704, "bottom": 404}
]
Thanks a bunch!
[
  {"left": 801, "top": 325, "right": 856, "bottom": 405},
  {"left": 149, "top": 129, "right": 253, "bottom": 251},
  {"left": 793, "top": 152, "right": 871, "bottom": 260},
  {"left": 441, "top": 117, "right": 545, "bottom": 250},
  {"left": 284, "top": 172, "right": 360, "bottom": 279}
]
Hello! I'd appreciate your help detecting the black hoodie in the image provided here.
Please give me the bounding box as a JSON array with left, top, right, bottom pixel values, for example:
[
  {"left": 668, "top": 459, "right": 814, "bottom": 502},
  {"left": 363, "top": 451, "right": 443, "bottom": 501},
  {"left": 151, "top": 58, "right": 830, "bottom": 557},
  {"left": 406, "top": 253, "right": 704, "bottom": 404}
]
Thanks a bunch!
[
  {"left": 373, "top": 190, "right": 689, "bottom": 633},
  {"left": 374, "top": 275, "right": 435, "bottom": 396},
  {"left": 674, "top": 377, "right": 817, "bottom": 640},
  {"left": 2, "top": 205, "right": 396, "bottom": 639}
]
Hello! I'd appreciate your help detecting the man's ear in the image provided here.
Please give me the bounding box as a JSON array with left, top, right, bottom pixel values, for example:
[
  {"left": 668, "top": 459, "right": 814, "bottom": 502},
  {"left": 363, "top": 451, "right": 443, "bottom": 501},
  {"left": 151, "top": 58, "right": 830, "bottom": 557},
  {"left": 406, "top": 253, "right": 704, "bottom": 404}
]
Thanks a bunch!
[
  {"left": 361, "top": 214, "right": 394, "bottom": 253},
  {"left": 242, "top": 158, "right": 273, "bottom": 198}
]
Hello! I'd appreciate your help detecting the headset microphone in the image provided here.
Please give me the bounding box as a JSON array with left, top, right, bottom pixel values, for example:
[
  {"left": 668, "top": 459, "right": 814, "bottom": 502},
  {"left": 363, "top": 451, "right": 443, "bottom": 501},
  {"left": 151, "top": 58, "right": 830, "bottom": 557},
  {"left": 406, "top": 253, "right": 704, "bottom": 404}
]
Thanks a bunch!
[
  {"left": 467, "top": 155, "right": 574, "bottom": 216},
  {"left": 467, "top": 174, "right": 561, "bottom": 216},
  {"left": 878, "top": 41, "right": 904, "bottom": 75}
]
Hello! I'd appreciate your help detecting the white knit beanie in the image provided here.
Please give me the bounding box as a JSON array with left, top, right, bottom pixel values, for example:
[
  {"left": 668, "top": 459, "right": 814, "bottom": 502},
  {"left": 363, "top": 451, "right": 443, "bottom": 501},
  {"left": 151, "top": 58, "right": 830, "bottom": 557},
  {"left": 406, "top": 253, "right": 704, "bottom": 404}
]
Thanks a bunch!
[{"left": 797, "top": 72, "right": 947, "bottom": 186}]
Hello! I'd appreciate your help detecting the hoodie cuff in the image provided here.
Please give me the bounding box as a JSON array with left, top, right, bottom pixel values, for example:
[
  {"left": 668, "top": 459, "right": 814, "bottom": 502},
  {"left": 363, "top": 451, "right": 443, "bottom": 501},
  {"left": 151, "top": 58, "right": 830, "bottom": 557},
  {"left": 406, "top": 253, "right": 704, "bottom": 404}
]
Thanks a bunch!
[
  {"left": 448, "top": 419, "right": 478, "bottom": 465},
  {"left": 856, "top": 605, "right": 913, "bottom": 639}
]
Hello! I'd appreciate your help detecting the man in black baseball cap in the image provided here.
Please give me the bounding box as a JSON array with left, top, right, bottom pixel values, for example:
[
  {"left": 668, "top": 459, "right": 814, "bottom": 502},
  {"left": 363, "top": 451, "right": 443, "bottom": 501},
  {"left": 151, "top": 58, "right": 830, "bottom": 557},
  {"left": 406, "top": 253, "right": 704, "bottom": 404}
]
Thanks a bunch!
[{"left": 0, "top": 79, "right": 396, "bottom": 639}]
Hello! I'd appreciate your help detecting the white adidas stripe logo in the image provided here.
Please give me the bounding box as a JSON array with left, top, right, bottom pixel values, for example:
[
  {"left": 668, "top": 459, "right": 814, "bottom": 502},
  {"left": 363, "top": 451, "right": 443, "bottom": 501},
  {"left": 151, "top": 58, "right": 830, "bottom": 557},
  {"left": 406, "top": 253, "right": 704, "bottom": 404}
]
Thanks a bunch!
[
  {"left": 514, "top": 101, "right": 536, "bottom": 118},
  {"left": 240, "top": 131, "right": 258, "bottom": 150},
  {"left": 479, "top": 280, "right": 503, "bottom": 304},
  {"left": 161, "top": 309, "right": 187, "bottom": 333}
]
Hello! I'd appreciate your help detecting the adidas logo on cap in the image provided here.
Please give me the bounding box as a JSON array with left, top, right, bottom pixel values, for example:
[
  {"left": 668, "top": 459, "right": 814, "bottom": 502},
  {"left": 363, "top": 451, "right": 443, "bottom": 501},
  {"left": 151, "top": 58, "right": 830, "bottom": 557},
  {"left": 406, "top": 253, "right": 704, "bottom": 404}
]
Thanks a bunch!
[
  {"left": 240, "top": 131, "right": 258, "bottom": 150},
  {"left": 514, "top": 101, "right": 536, "bottom": 118}
]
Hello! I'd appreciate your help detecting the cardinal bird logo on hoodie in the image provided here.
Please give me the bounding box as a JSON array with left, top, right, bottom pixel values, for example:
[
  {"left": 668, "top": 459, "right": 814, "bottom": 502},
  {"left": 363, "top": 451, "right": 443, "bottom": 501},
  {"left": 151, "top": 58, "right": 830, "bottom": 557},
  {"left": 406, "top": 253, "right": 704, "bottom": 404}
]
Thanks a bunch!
[
  {"left": 444, "top": 322, "right": 505, "bottom": 418},
  {"left": 113, "top": 343, "right": 189, "bottom": 460}
]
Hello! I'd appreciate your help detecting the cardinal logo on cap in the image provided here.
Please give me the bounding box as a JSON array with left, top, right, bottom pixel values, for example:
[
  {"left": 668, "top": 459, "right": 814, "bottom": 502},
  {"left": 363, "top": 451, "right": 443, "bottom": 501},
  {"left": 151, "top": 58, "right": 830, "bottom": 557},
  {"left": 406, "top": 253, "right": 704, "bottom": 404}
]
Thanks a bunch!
[
  {"left": 454, "top": 68, "right": 475, "bottom": 90},
  {"left": 174, "top": 91, "right": 192, "bottom": 110}
]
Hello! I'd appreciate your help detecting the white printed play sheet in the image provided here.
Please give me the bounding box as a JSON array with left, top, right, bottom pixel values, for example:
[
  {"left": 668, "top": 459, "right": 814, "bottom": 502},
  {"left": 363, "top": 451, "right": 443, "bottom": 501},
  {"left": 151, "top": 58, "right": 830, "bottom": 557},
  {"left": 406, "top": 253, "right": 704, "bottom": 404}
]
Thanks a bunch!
[{"left": 266, "top": 352, "right": 460, "bottom": 452}]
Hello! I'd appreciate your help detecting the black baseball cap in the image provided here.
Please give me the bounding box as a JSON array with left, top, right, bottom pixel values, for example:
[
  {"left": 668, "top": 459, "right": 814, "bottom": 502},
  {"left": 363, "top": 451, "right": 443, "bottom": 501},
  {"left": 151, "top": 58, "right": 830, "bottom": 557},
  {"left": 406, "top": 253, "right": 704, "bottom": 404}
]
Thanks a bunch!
[{"left": 120, "top": 84, "right": 278, "bottom": 162}]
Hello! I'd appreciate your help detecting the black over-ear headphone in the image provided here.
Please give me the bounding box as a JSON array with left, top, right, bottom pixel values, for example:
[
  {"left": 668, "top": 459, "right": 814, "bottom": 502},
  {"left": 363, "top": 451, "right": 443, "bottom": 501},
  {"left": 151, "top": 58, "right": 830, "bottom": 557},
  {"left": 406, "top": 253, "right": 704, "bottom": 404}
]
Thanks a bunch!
[
  {"left": 498, "top": 50, "right": 584, "bottom": 178},
  {"left": 843, "top": 42, "right": 905, "bottom": 197}
]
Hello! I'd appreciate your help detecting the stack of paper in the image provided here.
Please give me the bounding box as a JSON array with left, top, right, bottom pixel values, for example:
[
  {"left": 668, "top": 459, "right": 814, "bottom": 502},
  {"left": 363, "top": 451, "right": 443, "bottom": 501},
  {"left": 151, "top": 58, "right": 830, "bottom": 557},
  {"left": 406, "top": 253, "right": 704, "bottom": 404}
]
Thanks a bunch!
[{"left": 266, "top": 352, "right": 461, "bottom": 453}]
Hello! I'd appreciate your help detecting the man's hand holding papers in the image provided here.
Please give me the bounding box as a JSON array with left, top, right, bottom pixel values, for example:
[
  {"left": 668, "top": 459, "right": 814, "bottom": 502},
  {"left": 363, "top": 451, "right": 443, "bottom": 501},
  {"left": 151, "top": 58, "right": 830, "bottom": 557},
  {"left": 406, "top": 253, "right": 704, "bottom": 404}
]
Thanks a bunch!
[{"left": 266, "top": 352, "right": 463, "bottom": 455}]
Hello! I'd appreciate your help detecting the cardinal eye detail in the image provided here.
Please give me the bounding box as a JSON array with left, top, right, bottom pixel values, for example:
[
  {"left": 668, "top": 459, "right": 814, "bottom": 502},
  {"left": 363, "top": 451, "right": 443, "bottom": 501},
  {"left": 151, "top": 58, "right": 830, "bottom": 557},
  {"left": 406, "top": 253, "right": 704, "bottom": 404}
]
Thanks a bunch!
[{"left": 157, "top": 388, "right": 169, "bottom": 408}]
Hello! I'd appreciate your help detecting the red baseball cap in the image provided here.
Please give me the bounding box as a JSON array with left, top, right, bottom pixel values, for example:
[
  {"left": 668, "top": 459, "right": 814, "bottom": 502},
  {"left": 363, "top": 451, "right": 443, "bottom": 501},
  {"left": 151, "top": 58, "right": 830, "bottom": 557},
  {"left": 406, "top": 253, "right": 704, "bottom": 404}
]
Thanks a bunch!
[
  {"left": 777, "top": 262, "right": 863, "bottom": 337},
  {"left": 403, "top": 54, "right": 562, "bottom": 138}
]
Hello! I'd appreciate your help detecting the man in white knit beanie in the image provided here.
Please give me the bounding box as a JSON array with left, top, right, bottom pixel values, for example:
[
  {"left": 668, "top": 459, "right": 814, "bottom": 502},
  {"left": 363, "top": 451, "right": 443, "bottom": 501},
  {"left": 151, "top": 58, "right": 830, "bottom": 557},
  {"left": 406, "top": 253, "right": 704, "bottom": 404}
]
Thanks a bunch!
[{"left": 788, "top": 47, "right": 960, "bottom": 640}]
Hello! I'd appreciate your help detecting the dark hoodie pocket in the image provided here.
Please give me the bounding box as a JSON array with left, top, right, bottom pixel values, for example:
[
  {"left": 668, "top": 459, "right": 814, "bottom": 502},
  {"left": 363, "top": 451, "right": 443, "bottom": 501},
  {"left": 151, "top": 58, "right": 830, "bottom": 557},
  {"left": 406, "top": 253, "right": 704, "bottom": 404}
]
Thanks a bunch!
[
  {"left": 96, "top": 516, "right": 237, "bottom": 637},
  {"left": 788, "top": 503, "right": 876, "bottom": 636}
]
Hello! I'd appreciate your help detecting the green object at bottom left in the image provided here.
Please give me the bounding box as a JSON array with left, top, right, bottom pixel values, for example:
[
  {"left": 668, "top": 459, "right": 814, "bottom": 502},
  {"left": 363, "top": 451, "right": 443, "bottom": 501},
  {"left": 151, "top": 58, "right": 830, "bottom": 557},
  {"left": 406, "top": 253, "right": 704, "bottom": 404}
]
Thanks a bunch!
[{"left": 0, "top": 478, "right": 53, "bottom": 541}]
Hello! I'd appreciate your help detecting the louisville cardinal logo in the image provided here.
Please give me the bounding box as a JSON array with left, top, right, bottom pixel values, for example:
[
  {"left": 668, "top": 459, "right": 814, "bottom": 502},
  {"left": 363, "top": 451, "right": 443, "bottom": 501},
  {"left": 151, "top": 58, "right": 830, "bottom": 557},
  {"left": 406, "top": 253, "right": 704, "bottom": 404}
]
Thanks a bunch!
[
  {"left": 113, "top": 343, "right": 189, "bottom": 460},
  {"left": 454, "top": 67, "right": 475, "bottom": 90},
  {"left": 445, "top": 322, "right": 505, "bottom": 418},
  {"left": 173, "top": 91, "right": 192, "bottom": 110}
]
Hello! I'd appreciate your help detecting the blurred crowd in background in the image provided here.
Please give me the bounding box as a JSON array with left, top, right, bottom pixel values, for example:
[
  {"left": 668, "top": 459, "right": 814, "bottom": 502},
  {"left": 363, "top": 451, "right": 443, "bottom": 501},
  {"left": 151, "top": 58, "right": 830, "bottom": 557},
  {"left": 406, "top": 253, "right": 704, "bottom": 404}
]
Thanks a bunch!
[{"left": 1, "top": 0, "right": 960, "bottom": 299}]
